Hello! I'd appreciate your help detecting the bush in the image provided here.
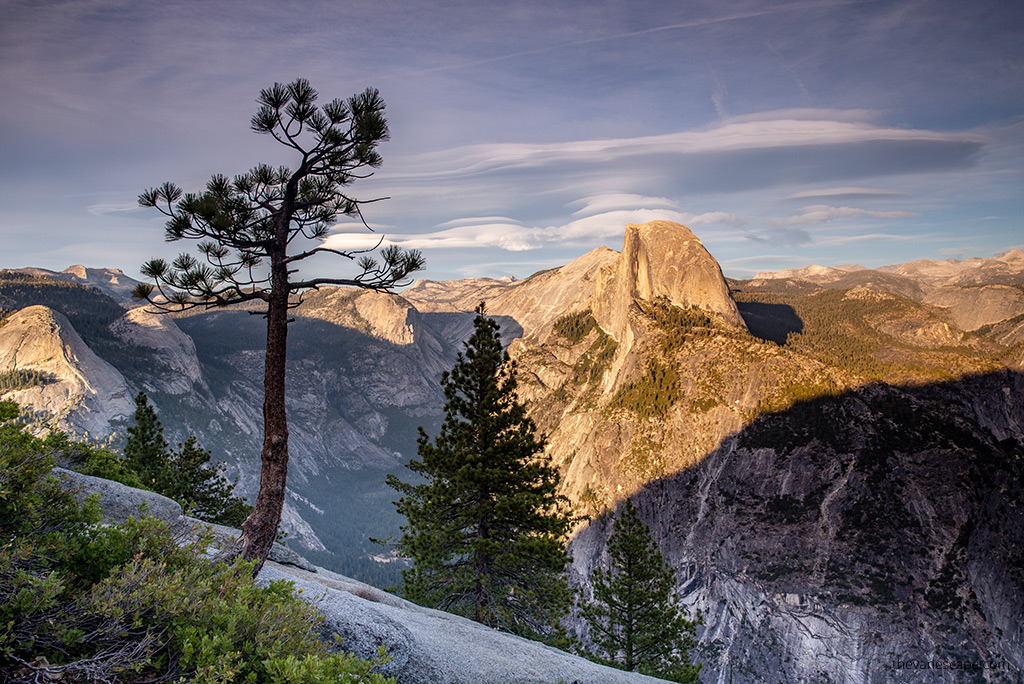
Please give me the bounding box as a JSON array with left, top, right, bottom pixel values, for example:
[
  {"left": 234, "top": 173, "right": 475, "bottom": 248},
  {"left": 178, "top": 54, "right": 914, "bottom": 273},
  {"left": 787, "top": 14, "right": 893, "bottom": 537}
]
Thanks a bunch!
[{"left": 0, "top": 400, "right": 393, "bottom": 683}]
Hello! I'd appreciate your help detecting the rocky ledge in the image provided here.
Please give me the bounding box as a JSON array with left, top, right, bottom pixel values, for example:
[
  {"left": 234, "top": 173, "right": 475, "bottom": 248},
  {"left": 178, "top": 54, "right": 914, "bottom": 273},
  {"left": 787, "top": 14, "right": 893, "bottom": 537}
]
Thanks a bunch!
[{"left": 55, "top": 468, "right": 664, "bottom": 684}]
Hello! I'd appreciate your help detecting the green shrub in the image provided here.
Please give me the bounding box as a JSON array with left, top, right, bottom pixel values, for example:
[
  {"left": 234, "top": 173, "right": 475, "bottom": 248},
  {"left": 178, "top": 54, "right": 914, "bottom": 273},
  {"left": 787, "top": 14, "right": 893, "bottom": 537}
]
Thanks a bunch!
[{"left": 0, "top": 400, "right": 393, "bottom": 683}]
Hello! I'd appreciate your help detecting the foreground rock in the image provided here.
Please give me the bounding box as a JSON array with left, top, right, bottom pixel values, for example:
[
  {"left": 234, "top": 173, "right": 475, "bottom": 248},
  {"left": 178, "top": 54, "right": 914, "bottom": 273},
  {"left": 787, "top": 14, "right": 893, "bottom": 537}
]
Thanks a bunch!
[{"left": 56, "top": 468, "right": 664, "bottom": 684}]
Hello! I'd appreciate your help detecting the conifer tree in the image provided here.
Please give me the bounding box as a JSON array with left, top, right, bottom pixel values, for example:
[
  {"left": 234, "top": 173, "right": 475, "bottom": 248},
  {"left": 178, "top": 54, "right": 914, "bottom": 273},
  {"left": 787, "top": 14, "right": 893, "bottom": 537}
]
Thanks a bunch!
[
  {"left": 387, "top": 303, "right": 574, "bottom": 639},
  {"left": 123, "top": 391, "right": 170, "bottom": 488},
  {"left": 123, "top": 392, "right": 251, "bottom": 527},
  {"left": 136, "top": 79, "right": 424, "bottom": 569},
  {"left": 582, "top": 499, "right": 701, "bottom": 682}
]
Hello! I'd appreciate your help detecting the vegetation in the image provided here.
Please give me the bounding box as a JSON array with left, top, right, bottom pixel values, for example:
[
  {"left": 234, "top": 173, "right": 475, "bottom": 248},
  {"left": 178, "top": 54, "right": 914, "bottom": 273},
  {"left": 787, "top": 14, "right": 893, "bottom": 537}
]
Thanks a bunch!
[
  {"left": 0, "top": 400, "right": 393, "bottom": 683},
  {"left": 387, "top": 304, "right": 576, "bottom": 640},
  {"left": 124, "top": 392, "right": 251, "bottom": 527},
  {"left": 553, "top": 308, "right": 597, "bottom": 343},
  {"left": 0, "top": 368, "right": 56, "bottom": 392},
  {"left": 644, "top": 296, "right": 719, "bottom": 355},
  {"left": 135, "top": 78, "right": 424, "bottom": 568},
  {"left": 609, "top": 360, "right": 682, "bottom": 418},
  {"left": 580, "top": 499, "right": 701, "bottom": 682}
]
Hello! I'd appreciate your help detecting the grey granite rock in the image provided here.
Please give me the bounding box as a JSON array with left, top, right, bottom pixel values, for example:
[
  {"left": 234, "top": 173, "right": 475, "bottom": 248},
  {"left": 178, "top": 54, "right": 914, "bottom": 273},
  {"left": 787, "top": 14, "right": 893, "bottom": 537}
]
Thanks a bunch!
[{"left": 259, "top": 562, "right": 665, "bottom": 684}]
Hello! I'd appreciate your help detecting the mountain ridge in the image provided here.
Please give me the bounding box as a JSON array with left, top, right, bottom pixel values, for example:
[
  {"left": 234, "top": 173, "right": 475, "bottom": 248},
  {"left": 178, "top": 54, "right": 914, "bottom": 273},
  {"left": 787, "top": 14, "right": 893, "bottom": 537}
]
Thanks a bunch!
[{"left": 2, "top": 221, "right": 1023, "bottom": 681}]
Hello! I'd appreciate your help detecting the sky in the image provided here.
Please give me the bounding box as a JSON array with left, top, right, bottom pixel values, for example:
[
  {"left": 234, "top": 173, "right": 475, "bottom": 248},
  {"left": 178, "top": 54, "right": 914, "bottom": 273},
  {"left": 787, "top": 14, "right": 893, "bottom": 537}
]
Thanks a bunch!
[{"left": 1, "top": 0, "right": 1022, "bottom": 283}]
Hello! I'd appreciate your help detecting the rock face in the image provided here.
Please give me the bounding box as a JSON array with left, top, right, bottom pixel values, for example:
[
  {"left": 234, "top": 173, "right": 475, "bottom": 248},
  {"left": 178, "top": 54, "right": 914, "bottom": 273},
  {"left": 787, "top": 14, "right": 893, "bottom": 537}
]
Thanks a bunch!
[
  {"left": 570, "top": 372, "right": 1024, "bottom": 683},
  {"left": 404, "top": 245, "right": 618, "bottom": 345},
  {"left": 0, "top": 305, "right": 133, "bottom": 435},
  {"left": 922, "top": 285, "right": 1024, "bottom": 331},
  {"left": 108, "top": 307, "right": 209, "bottom": 395},
  {"left": 593, "top": 221, "right": 746, "bottom": 342}
]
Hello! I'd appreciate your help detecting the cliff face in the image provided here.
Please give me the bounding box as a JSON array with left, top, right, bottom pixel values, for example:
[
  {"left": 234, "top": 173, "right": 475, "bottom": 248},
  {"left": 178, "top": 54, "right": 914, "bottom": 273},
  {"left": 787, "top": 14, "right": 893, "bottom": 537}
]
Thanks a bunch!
[
  {"left": 593, "top": 221, "right": 745, "bottom": 343},
  {"left": 570, "top": 372, "right": 1024, "bottom": 683}
]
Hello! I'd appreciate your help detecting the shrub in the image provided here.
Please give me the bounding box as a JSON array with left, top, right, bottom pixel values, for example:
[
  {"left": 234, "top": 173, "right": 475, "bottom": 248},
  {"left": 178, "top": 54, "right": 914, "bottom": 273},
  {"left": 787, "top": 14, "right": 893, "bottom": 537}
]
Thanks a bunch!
[{"left": 0, "top": 400, "right": 393, "bottom": 683}]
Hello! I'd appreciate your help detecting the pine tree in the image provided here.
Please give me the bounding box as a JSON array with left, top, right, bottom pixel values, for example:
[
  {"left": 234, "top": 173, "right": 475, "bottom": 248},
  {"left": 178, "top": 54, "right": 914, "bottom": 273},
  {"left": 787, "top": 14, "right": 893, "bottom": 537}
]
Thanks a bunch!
[
  {"left": 136, "top": 79, "right": 424, "bottom": 569},
  {"left": 164, "top": 436, "right": 253, "bottom": 527},
  {"left": 123, "top": 392, "right": 251, "bottom": 527},
  {"left": 582, "top": 499, "right": 701, "bottom": 683},
  {"left": 123, "top": 391, "right": 171, "bottom": 488},
  {"left": 387, "top": 303, "right": 574, "bottom": 639}
]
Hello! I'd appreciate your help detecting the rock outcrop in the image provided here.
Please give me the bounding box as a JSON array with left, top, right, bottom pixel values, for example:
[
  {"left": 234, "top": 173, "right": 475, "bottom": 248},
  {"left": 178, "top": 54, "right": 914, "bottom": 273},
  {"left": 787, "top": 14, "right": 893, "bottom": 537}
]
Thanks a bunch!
[
  {"left": 55, "top": 468, "right": 663, "bottom": 684},
  {"left": 0, "top": 305, "right": 132, "bottom": 435},
  {"left": 593, "top": 221, "right": 746, "bottom": 343},
  {"left": 108, "top": 307, "right": 209, "bottom": 395}
]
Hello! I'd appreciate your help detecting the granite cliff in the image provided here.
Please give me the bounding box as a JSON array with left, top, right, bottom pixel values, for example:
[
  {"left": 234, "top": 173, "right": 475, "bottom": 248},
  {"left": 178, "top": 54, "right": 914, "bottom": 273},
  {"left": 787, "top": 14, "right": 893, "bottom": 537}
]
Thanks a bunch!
[{"left": 2, "top": 222, "right": 1023, "bottom": 682}]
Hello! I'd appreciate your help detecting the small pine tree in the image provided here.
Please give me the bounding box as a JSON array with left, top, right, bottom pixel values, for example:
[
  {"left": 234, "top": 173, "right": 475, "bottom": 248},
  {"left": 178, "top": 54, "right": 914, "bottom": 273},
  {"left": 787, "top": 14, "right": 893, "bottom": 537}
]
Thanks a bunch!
[
  {"left": 164, "top": 436, "right": 253, "bottom": 527},
  {"left": 123, "top": 392, "right": 251, "bottom": 527},
  {"left": 582, "top": 499, "right": 701, "bottom": 682},
  {"left": 123, "top": 391, "right": 171, "bottom": 487},
  {"left": 387, "top": 303, "right": 575, "bottom": 639}
]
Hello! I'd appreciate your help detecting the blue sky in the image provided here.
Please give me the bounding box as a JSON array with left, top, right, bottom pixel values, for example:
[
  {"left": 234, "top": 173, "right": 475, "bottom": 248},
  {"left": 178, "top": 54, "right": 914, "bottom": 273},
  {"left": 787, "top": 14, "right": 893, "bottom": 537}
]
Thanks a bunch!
[{"left": 1, "top": 0, "right": 1021, "bottom": 282}]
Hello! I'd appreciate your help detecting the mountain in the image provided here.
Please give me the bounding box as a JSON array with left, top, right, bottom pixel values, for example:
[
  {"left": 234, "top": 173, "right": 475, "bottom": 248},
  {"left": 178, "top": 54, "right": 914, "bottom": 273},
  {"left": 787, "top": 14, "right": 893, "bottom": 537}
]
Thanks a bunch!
[
  {"left": 0, "top": 305, "right": 133, "bottom": 436},
  {"left": 570, "top": 372, "right": 1024, "bottom": 683},
  {"left": 2, "top": 222, "right": 1023, "bottom": 681},
  {"left": 2, "top": 265, "right": 143, "bottom": 304}
]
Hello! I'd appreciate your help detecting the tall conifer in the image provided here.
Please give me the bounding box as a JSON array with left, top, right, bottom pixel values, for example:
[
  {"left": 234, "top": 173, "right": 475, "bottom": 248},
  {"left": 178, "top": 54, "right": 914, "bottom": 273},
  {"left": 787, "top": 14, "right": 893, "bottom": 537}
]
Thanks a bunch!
[
  {"left": 387, "top": 303, "right": 574, "bottom": 639},
  {"left": 582, "top": 499, "right": 701, "bottom": 682}
]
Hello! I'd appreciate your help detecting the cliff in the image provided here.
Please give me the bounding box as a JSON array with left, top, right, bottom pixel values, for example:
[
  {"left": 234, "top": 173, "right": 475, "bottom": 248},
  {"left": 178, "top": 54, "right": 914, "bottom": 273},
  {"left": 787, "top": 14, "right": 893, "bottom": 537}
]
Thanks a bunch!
[{"left": 592, "top": 221, "right": 745, "bottom": 343}]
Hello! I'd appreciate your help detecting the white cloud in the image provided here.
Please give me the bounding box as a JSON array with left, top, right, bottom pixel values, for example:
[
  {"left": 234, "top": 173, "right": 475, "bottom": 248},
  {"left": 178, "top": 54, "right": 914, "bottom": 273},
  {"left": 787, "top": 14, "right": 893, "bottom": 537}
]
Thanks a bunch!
[
  {"left": 783, "top": 187, "right": 907, "bottom": 200},
  {"left": 768, "top": 205, "right": 917, "bottom": 227},
  {"left": 86, "top": 201, "right": 142, "bottom": 217},
  {"left": 569, "top": 193, "right": 681, "bottom": 217}
]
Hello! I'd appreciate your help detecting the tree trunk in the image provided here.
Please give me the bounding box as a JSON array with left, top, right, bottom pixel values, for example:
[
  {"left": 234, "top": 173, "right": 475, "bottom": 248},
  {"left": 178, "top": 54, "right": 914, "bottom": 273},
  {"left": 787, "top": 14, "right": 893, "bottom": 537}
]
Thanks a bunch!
[{"left": 238, "top": 256, "right": 290, "bottom": 574}]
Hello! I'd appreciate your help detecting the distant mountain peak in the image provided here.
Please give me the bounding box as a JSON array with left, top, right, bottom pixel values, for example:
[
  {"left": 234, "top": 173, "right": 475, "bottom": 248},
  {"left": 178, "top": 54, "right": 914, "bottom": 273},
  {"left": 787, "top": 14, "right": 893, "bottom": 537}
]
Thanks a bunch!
[{"left": 593, "top": 220, "right": 746, "bottom": 341}]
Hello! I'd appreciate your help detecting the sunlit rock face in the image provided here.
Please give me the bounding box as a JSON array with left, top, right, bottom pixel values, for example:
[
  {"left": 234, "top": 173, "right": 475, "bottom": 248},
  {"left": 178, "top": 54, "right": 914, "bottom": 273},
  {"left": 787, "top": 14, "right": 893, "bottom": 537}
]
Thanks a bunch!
[
  {"left": 0, "top": 305, "right": 132, "bottom": 436},
  {"left": 593, "top": 220, "right": 746, "bottom": 343}
]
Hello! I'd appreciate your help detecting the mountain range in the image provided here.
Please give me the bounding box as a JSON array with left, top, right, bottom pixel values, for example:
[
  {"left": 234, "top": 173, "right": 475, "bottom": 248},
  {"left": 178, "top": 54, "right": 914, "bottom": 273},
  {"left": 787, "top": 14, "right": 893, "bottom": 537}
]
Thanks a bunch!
[{"left": 1, "top": 221, "right": 1022, "bottom": 682}]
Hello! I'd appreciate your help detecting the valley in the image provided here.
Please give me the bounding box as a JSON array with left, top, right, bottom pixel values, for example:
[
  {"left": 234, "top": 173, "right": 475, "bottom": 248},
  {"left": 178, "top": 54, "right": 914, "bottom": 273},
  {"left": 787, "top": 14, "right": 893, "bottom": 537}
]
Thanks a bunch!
[{"left": 1, "top": 221, "right": 1022, "bottom": 682}]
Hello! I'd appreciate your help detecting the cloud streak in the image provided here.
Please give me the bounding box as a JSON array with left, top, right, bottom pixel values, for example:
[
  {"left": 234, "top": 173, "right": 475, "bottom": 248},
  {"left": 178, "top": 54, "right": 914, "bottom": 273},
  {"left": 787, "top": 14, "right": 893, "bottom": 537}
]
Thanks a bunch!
[{"left": 768, "top": 205, "right": 917, "bottom": 227}]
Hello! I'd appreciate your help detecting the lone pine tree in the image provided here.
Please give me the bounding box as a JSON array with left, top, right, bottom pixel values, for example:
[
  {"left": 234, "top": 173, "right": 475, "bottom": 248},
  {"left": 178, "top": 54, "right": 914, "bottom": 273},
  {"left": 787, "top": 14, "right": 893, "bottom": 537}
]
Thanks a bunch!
[
  {"left": 582, "top": 499, "right": 701, "bottom": 683},
  {"left": 387, "top": 303, "right": 574, "bottom": 639},
  {"left": 135, "top": 79, "right": 423, "bottom": 570}
]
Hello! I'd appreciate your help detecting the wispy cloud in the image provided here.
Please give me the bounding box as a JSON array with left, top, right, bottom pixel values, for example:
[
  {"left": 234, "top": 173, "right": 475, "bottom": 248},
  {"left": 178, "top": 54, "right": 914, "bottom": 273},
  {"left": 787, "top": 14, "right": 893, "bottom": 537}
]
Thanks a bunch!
[
  {"left": 379, "top": 113, "right": 987, "bottom": 193},
  {"left": 783, "top": 187, "right": 907, "bottom": 200},
  {"left": 325, "top": 207, "right": 738, "bottom": 253},
  {"left": 768, "top": 205, "right": 917, "bottom": 227}
]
